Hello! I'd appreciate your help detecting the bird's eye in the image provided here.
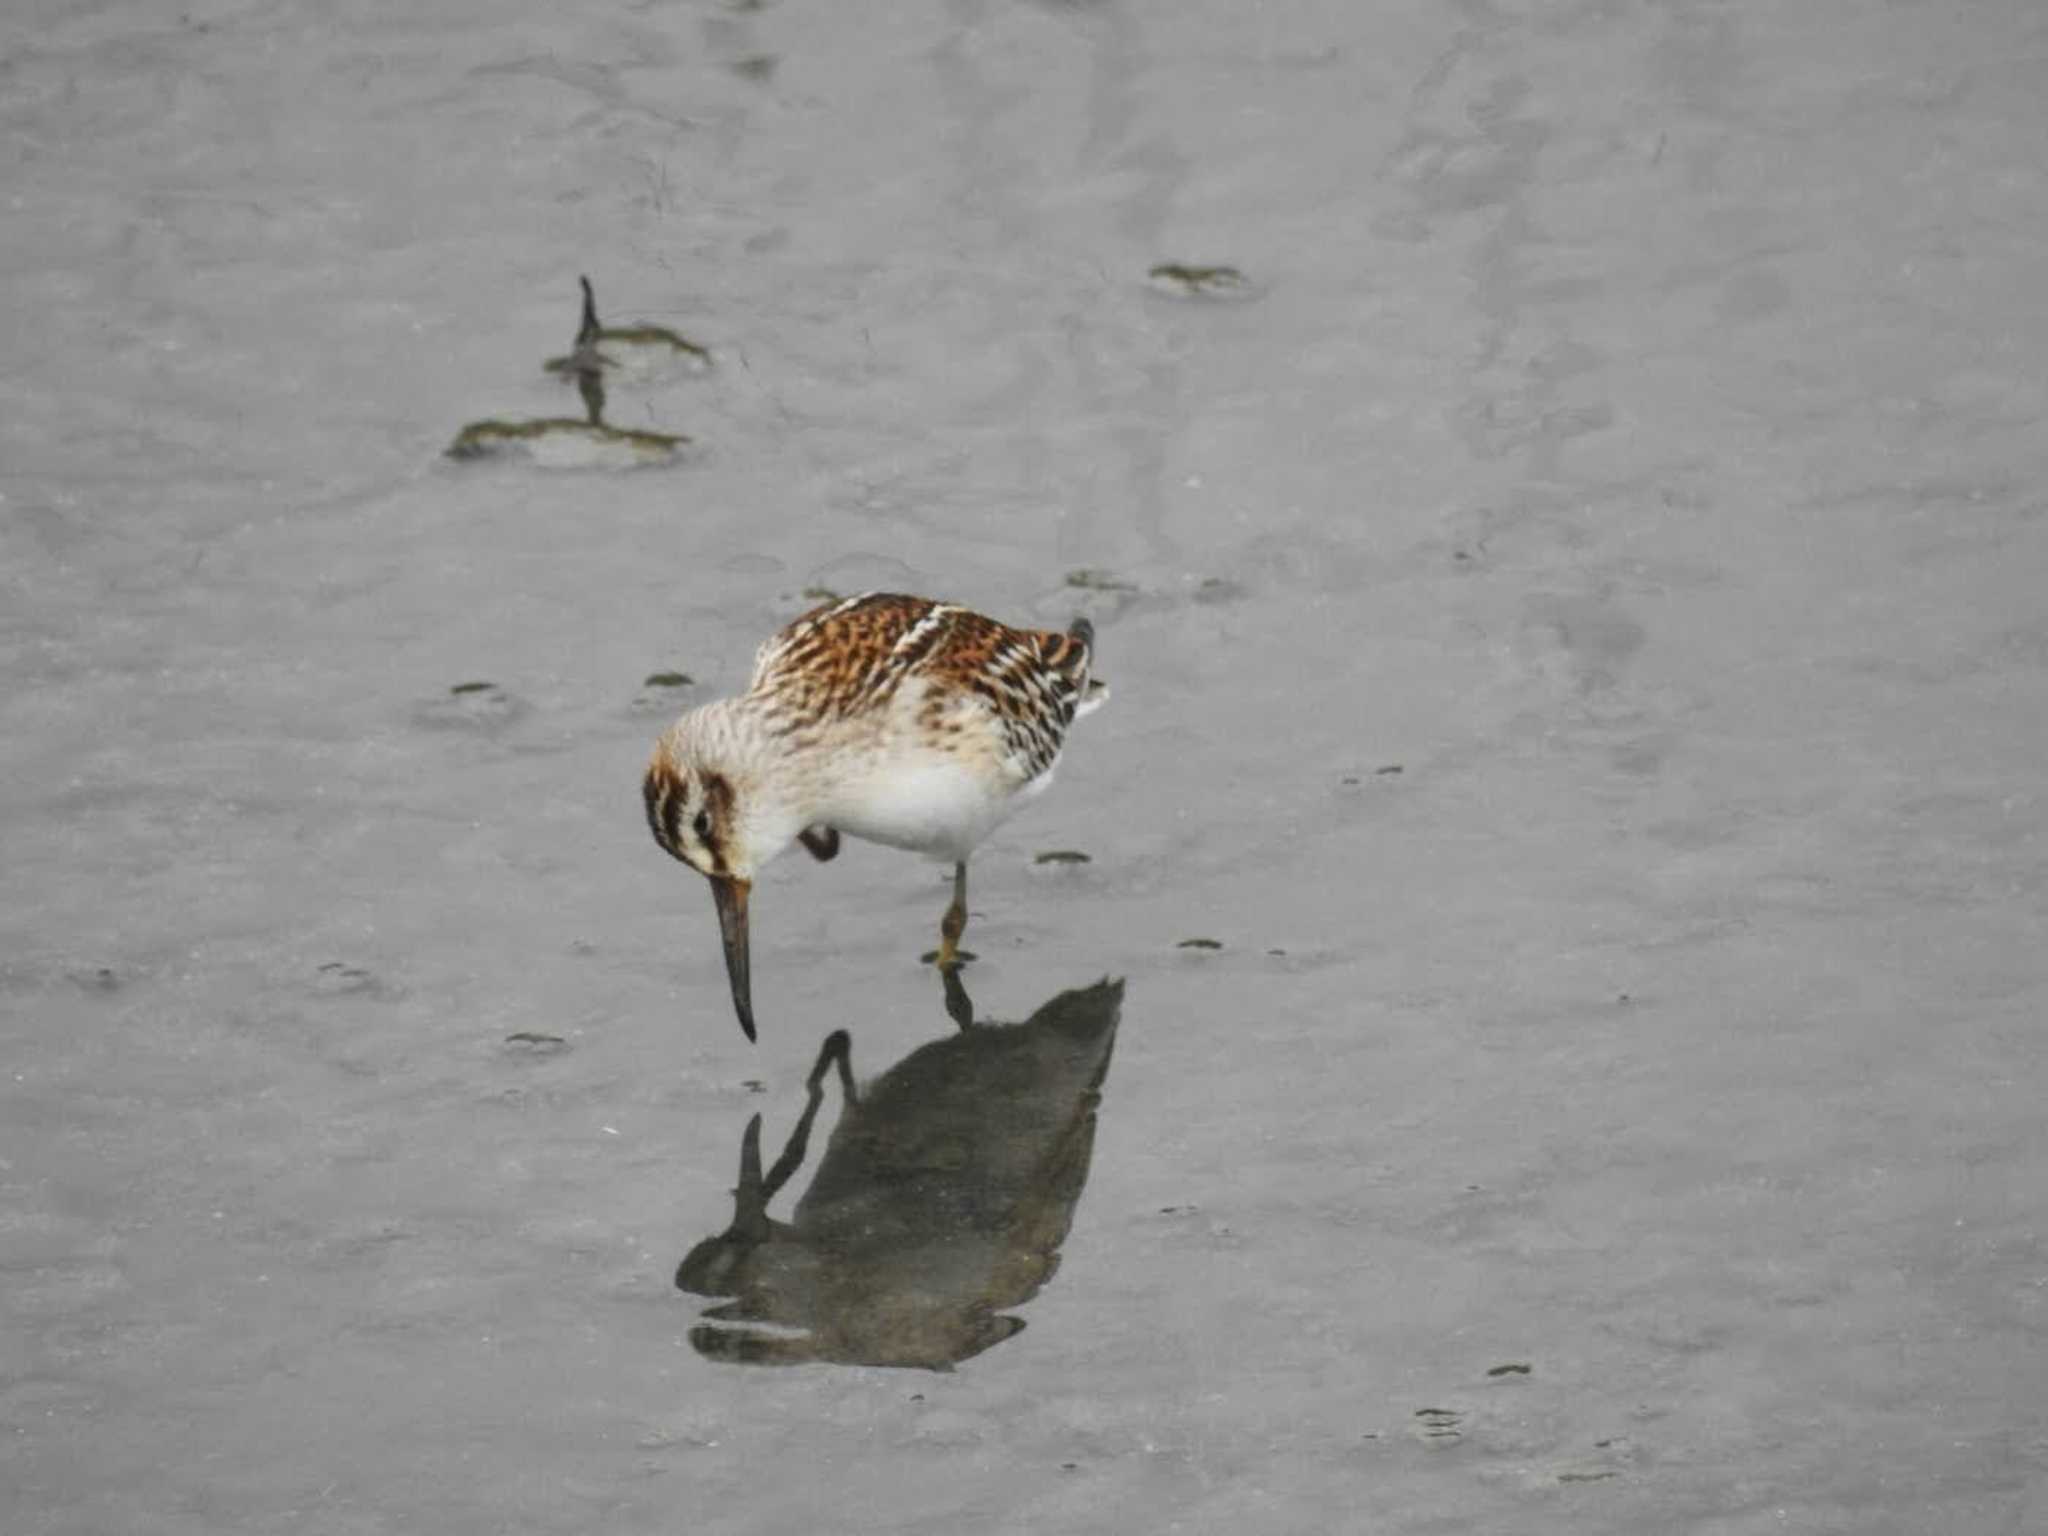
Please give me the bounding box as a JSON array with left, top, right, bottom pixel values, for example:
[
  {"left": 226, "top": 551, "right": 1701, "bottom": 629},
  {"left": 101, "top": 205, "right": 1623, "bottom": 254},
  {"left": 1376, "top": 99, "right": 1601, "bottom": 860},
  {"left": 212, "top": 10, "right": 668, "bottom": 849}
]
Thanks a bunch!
[{"left": 693, "top": 810, "right": 713, "bottom": 841}]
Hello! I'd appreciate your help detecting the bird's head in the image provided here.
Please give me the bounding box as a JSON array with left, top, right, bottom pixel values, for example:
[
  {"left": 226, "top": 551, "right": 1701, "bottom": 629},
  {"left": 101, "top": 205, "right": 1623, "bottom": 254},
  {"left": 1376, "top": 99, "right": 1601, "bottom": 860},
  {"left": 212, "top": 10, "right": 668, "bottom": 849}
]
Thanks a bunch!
[{"left": 644, "top": 712, "right": 792, "bottom": 1042}]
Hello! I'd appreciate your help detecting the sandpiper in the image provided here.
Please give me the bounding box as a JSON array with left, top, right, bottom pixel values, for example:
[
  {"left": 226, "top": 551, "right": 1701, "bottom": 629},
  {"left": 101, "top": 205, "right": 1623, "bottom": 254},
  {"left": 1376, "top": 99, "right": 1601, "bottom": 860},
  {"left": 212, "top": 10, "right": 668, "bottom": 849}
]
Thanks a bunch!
[{"left": 643, "top": 593, "right": 1106, "bottom": 1040}]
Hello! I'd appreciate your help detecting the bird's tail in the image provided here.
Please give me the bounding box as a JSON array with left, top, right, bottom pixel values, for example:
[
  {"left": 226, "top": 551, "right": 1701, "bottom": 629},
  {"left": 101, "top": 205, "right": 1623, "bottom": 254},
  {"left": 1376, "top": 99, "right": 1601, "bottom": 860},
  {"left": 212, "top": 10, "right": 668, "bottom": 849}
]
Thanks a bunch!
[{"left": 1066, "top": 616, "right": 1109, "bottom": 716}]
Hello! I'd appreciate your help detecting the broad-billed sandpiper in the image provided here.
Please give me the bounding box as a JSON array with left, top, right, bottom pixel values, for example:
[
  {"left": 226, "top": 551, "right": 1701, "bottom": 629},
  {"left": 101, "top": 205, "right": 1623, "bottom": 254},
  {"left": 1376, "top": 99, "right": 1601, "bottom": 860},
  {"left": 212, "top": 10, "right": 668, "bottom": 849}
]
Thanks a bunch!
[{"left": 644, "top": 593, "right": 1105, "bottom": 1039}]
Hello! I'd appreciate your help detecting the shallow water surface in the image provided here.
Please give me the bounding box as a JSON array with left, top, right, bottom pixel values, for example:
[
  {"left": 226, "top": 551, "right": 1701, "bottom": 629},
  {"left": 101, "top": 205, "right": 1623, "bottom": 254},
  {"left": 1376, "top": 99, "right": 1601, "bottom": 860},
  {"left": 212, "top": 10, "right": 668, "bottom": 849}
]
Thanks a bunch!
[{"left": 5, "top": 1, "right": 2048, "bottom": 1532}]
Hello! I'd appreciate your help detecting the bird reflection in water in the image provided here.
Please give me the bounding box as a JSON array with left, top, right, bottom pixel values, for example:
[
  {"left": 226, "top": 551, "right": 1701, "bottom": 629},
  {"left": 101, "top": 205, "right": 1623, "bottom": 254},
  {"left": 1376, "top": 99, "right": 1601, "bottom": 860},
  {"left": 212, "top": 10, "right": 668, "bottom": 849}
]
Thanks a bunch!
[{"left": 676, "top": 976, "right": 1123, "bottom": 1369}]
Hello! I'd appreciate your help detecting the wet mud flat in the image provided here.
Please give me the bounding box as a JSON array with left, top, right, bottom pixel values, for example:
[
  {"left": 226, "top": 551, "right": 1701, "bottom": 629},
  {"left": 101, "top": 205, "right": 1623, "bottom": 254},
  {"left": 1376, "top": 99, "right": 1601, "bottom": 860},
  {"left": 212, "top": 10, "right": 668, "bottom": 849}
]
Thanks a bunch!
[{"left": 6, "top": 1, "right": 2048, "bottom": 1533}]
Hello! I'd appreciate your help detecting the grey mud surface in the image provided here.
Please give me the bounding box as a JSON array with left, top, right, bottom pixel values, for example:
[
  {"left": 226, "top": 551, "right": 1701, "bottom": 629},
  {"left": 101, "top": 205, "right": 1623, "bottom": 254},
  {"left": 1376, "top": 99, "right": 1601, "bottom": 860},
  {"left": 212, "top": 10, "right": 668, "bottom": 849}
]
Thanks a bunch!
[{"left": 5, "top": 2, "right": 2047, "bottom": 1531}]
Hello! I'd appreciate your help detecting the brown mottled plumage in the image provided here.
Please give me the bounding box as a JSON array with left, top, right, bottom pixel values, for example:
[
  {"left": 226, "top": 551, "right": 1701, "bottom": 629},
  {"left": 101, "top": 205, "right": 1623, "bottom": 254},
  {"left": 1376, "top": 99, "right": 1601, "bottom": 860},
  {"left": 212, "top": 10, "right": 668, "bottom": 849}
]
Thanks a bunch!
[{"left": 644, "top": 594, "right": 1106, "bottom": 1040}]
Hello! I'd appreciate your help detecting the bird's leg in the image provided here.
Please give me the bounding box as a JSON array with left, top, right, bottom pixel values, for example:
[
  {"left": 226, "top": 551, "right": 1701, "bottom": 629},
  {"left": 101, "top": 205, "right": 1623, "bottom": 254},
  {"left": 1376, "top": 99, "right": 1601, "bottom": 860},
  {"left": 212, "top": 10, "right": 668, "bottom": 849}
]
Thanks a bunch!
[
  {"left": 810, "top": 1026, "right": 857, "bottom": 1107},
  {"left": 940, "top": 962, "right": 976, "bottom": 1030},
  {"left": 759, "top": 1029, "right": 854, "bottom": 1200},
  {"left": 922, "top": 860, "right": 977, "bottom": 969},
  {"left": 941, "top": 860, "right": 968, "bottom": 958}
]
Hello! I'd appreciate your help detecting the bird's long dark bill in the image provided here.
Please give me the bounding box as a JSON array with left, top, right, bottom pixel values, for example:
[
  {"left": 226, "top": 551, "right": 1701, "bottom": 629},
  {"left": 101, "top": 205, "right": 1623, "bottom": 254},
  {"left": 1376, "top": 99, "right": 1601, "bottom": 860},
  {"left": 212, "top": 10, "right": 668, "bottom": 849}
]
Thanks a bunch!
[{"left": 711, "top": 875, "right": 755, "bottom": 1041}]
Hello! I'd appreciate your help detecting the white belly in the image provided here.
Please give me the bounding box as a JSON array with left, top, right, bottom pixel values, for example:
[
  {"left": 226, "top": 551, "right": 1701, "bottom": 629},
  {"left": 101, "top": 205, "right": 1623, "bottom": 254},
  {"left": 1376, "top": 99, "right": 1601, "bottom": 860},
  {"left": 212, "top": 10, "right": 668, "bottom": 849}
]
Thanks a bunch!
[{"left": 826, "top": 753, "right": 1021, "bottom": 861}]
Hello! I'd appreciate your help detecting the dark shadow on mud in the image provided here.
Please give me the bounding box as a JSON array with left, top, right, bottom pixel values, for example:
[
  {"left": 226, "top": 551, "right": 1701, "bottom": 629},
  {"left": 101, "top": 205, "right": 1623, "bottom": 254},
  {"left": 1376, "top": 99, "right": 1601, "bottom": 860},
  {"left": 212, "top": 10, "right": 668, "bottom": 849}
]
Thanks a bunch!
[{"left": 676, "top": 975, "right": 1123, "bottom": 1370}]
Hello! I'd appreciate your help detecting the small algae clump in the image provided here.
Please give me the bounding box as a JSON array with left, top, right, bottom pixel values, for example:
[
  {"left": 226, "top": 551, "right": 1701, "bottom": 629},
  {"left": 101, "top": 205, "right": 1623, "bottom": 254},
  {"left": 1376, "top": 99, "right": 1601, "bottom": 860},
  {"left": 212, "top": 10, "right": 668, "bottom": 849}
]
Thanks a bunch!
[
  {"left": 415, "top": 679, "right": 528, "bottom": 732},
  {"left": 447, "top": 277, "right": 696, "bottom": 468},
  {"left": 1064, "top": 567, "right": 1137, "bottom": 593},
  {"left": 542, "top": 275, "right": 711, "bottom": 378},
  {"left": 632, "top": 669, "right": 700, "bottom": 716},
  {"left": 445, "top": 416, "right": 687, "bottom": 466},
  {"left": 1147, "top": 262, "right": 1255, "bottom": 299}
]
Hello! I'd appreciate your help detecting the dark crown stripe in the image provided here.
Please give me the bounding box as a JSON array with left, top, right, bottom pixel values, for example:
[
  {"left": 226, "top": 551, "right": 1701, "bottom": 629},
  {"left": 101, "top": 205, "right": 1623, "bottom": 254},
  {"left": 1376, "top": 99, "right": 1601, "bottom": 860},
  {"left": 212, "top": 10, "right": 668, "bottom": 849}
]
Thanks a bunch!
[
  {"left": 644, "top": 765, "right": 687, "bottom": 861},
  {"left": 662, "top": 779, "right": 685, "bottom": 858},
  {"left": 643, "top": 770, "right": 669, "bottom": 854}
]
